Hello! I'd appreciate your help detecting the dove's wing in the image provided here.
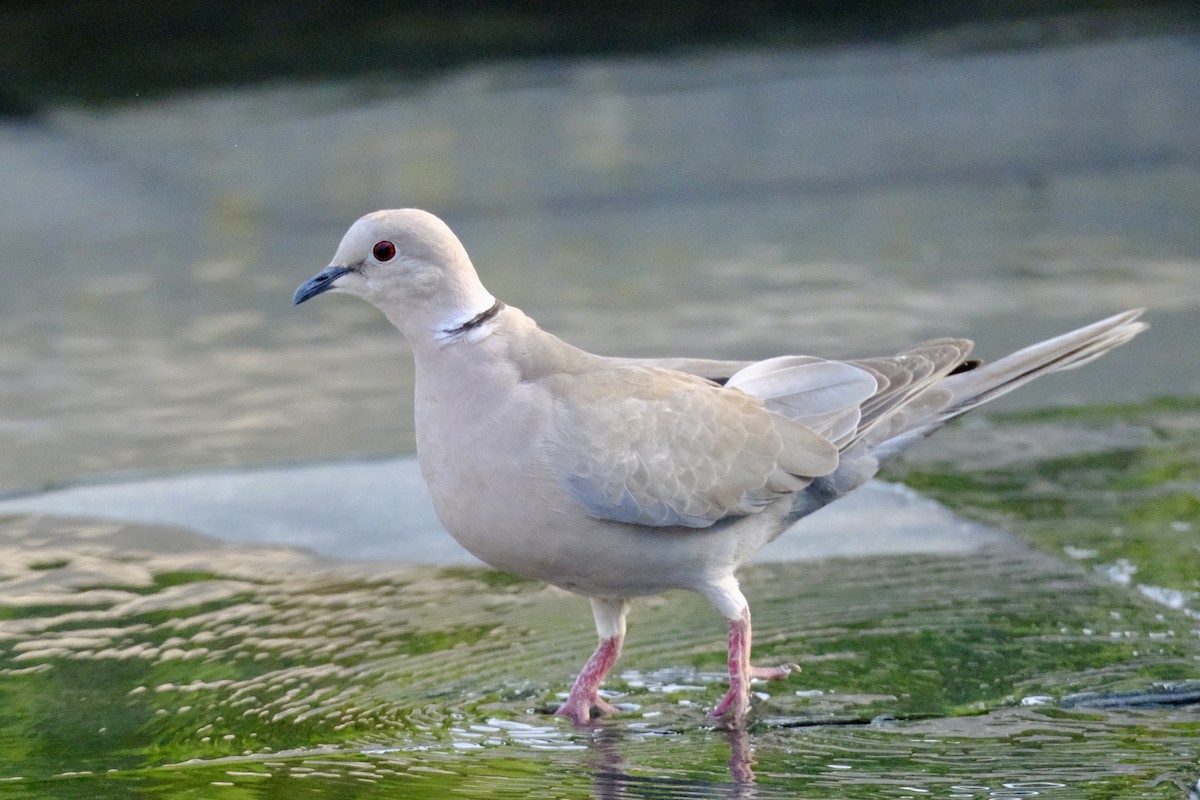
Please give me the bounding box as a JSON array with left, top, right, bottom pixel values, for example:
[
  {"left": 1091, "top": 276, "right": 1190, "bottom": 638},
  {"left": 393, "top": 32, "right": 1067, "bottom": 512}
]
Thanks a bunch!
[{"left": 546, "top": 365, "right": 839, "bottom": 528}]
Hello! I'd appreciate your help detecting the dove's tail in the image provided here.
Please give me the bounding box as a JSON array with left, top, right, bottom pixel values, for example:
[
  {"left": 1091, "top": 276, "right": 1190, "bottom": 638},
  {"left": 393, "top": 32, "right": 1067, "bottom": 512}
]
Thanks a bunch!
[
  {"left": 863, "top": 308, "right": 1148, "bottom": 463},
  {"left": 783, "top": 309, "right": 1147, "bottom": 522},
  {"left": 940, "top": 308, "right": 1147, "bottom": 416}
]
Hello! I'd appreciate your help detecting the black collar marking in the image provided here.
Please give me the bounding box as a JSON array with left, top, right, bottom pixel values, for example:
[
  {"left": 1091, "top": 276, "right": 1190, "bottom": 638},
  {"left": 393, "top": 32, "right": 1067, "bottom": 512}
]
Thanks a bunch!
[{"left": 442, "top": 300, "right": 505, "bottom": 338}]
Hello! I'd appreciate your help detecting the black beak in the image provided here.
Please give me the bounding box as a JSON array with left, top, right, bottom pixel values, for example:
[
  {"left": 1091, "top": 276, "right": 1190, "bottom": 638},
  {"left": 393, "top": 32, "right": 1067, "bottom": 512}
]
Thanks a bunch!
[{"left": 293, "top": 265, "right": 354, "bottom": 305}]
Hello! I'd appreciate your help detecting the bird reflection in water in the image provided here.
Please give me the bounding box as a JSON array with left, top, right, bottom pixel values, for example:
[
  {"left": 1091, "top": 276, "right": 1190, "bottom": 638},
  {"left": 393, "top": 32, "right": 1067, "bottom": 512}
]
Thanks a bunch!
[{"left": 583, "top": 725, "right": 760, "bottom": 799}]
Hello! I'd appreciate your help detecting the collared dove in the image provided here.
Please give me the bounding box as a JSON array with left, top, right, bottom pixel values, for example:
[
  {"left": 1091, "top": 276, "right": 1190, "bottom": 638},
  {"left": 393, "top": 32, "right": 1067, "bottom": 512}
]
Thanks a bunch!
[{"left": 294, "top": 208, "right": 1147, "bottom": 726}]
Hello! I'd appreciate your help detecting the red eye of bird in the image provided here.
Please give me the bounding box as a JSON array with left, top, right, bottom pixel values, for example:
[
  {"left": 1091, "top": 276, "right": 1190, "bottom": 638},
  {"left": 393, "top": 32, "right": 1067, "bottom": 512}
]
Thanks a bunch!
[{"left": 373, "top": 240, "right": 396, "bottom": 262}]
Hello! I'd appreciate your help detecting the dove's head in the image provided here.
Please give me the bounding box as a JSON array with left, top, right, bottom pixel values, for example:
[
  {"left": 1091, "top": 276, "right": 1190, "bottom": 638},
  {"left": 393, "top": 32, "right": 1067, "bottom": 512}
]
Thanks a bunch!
[{"left": 293, "top": 209, "right": 497, "bottom": 342}]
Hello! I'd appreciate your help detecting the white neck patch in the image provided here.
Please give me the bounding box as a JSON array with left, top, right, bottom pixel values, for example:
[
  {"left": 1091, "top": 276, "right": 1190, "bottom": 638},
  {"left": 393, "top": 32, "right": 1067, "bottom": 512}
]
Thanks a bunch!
[{"left": 434, "top": 297, "right": 504, "bottom": 345}]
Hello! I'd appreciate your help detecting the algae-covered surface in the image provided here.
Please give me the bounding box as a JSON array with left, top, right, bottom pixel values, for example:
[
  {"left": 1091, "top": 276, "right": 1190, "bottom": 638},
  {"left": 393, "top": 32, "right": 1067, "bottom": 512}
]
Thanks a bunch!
[
  {"left": 892, "top": 396, "right": 1200, "bottom": 622},
  {"left": 0, "top": 399, "right": 1197, "bottom": 797}
]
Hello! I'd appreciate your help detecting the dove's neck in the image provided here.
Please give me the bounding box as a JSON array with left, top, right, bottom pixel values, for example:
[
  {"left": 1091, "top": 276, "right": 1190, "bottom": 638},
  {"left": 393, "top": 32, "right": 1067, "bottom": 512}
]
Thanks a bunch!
[
  {"left": 432, "top": 294, "right": 504, "bottom": 345},
  {"left": 377, "top": 257, "right": 500, "bottom": 347}
]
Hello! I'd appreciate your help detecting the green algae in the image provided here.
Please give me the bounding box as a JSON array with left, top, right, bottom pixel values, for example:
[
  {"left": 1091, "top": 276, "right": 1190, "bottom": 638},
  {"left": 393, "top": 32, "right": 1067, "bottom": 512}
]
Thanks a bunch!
[{"left": 889, "top": 395, "right": 1200, "bottom": 605}]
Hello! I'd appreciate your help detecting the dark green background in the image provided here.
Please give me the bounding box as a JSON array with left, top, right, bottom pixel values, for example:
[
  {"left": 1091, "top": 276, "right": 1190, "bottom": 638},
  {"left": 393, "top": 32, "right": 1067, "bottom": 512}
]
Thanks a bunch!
[{"left": 1, "top": 1, "right": 1195, "bottom": 110}]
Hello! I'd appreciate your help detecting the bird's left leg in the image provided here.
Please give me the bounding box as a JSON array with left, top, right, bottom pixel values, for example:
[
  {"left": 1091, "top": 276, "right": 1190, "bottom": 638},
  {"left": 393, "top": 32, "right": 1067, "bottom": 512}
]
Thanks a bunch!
[
  {"left": 555, "top": 597, "right": 630, "bottom": 724},
  {"left": 703, "top": 576, "right": 799, "bottom": 725}
]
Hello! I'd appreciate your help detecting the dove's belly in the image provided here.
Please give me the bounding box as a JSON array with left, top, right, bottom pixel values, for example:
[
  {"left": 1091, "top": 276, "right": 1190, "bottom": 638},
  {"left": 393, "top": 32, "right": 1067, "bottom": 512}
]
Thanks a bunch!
[{"left": 425, "top": 459, "right": 788, "bottom": 597}]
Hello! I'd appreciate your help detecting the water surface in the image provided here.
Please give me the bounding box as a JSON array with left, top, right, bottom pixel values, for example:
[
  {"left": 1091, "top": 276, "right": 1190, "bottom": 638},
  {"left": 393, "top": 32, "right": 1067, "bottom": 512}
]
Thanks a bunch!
[{"left": 1, "top": 511, "right": 1196, "bottom": 797}]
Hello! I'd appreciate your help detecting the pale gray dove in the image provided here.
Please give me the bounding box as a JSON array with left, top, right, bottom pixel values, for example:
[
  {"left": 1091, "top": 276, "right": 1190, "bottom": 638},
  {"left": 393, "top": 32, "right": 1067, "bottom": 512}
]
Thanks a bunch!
[{"left": 294, "top": 208, "right": 1147, "bottom": 726}]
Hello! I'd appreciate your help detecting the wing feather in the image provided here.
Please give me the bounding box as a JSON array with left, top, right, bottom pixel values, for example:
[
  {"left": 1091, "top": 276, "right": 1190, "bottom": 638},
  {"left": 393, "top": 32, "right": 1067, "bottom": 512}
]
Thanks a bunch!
[{"left": 548, "top": 365, "right": 838, "bottom": 528}]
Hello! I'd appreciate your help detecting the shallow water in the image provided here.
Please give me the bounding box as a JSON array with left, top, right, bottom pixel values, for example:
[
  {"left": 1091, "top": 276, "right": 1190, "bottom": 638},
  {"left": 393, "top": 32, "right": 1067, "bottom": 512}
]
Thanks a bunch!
[{"left": 0, "top": 513, "right": 1196, "bottom": 797}]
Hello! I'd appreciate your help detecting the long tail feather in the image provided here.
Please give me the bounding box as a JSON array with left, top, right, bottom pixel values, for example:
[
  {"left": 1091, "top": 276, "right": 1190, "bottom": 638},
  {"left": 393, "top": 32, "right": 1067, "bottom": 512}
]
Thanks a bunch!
[
  {"left": 939, "top": 309, "right": 1147, "bottom": 419},
  {"left": 859, "top": 309, "right": 1147, "bottom": 465}
]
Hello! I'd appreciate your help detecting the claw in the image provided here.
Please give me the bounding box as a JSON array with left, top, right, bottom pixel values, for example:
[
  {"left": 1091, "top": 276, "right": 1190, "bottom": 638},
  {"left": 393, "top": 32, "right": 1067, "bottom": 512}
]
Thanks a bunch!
[
  {"left": 710, "top": 661, "right": 799, "bottom": 722},
  {"left": 555, "top": 692, "right": 620, "bottom": 724}
]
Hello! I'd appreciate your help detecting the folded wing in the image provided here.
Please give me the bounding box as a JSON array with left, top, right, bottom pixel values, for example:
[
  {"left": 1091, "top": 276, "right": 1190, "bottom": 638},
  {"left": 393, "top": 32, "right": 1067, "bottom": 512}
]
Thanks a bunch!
[{"left": 549, "top": 366, "right": 838, "bottom": 528}]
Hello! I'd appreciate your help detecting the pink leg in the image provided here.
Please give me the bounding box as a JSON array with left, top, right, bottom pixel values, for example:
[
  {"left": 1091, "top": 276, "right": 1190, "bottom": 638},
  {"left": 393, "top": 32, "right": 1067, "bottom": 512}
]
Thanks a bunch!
[
  {"left": 555, "top": 597, "right": 629, "bottom": 725},
  {"left": 555, "top": 634, "right": 623, "bottom": 723},
  {"left": 707, "top": 586, "right": 798, "bottom": 725}
]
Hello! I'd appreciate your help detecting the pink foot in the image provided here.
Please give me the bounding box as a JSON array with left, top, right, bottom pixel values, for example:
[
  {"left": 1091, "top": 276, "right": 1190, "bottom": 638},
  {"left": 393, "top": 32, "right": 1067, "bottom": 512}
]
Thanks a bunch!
[
  {"left": 555, "top": 634, "right": 623, "bottom": 725},
  {"left": 555, "top": 691, "right": 621, "bottom": 724},
  {"left": 709, "top": 609, "right": 798, "bottom": 725}
]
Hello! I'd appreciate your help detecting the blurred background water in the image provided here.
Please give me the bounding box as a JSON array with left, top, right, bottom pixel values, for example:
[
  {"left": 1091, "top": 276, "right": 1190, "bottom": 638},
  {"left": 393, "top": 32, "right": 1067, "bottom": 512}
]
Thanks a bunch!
[{"left": 0, "top": 3, "right": 1198, "bottom": 797}]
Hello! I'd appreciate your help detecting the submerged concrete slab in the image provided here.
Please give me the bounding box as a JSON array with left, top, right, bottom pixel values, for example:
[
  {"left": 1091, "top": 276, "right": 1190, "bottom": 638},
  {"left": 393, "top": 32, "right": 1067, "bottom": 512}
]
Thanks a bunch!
[{"left": 0, "top": 457, "right": 1009, "bottom": 564}]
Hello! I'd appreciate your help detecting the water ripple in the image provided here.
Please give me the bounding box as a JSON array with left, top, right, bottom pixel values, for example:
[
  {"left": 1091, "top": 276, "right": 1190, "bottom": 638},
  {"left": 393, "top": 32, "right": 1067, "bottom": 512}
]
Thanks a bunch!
[{"left": 0, "top": 512, "right": 1196, "bottom": 797}]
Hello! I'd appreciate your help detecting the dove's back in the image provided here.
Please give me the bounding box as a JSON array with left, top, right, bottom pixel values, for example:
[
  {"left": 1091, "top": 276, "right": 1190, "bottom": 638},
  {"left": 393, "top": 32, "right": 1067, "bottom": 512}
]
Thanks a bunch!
[{"left": 638, "top": 309, "right": 1147, "bottom": 526}]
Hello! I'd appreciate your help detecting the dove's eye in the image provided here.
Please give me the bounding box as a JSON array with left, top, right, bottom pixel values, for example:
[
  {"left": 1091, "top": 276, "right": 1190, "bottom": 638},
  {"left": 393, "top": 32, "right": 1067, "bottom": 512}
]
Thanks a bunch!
[{"left": 373, "top": 241, "right": 396, "bottom": 262}]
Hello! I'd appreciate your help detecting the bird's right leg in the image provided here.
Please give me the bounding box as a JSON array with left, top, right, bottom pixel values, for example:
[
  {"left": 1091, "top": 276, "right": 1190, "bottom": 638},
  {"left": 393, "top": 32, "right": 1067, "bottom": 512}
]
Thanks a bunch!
[
  {"left": 703, "top": 576, "right": 799, "bottom": 727},
  {"left": 555, "top": 597, "right": 629, "bottom": 724}
]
